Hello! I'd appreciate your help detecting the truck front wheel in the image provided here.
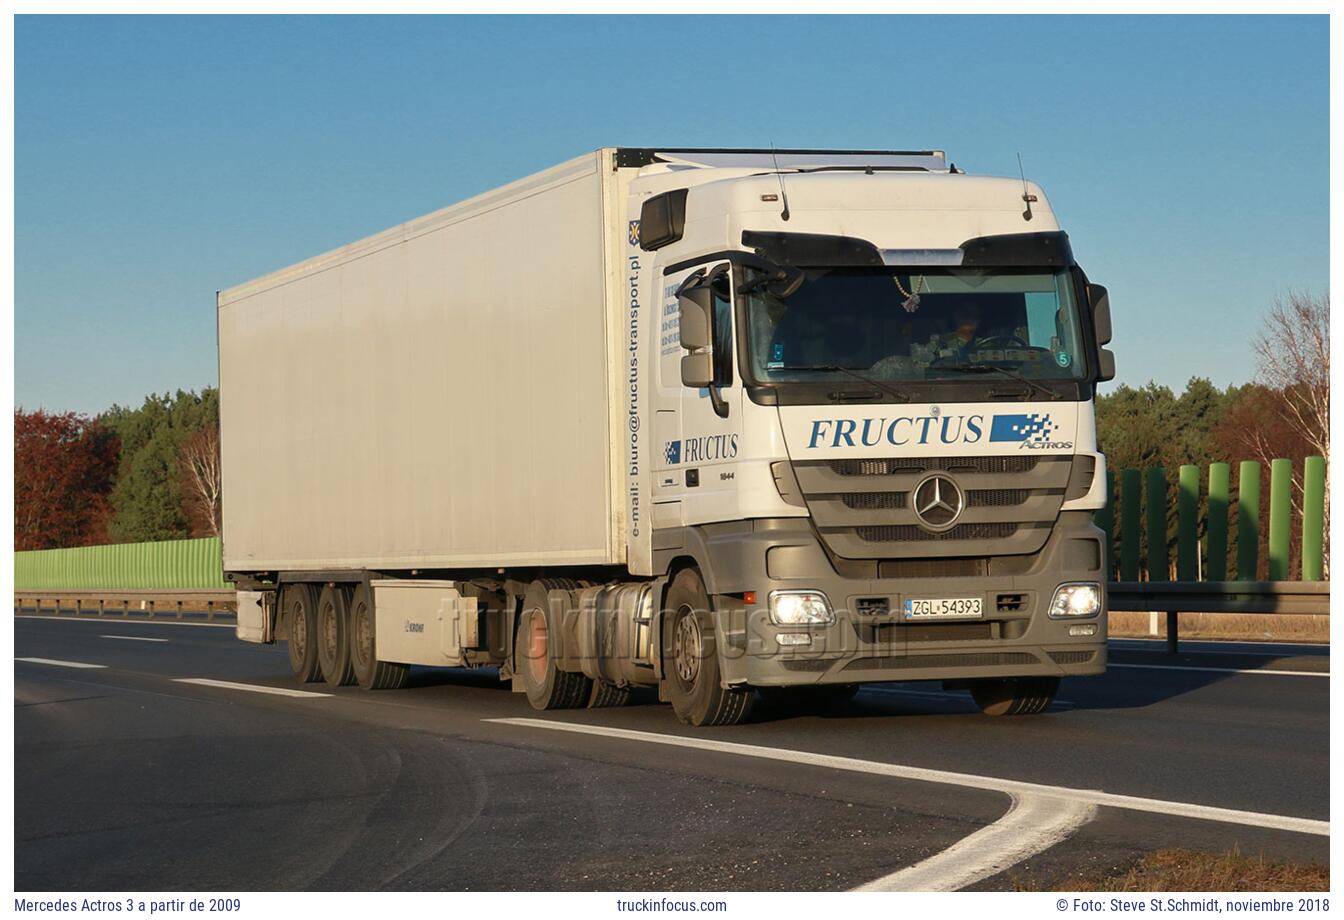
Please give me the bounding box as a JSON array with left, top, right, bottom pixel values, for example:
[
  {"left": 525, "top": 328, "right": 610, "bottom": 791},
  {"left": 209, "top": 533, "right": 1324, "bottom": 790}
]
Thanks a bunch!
[
  {"left": 663, "top": 569, "right": 754, "bottom": 727},
  {"left": 282, "top": 583, "right": 323, "bottom": 683},
  {"left": 969, "top": 676, "right": 1059, "bottom": 715}
]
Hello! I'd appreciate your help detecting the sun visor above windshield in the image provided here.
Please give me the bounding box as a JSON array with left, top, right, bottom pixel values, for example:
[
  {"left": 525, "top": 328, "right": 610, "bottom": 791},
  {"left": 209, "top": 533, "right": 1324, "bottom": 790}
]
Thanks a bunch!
[
  {"left": 743, "top": 229, "right": 1075, "bottom": 270},
  {"left": 742, "top": 230, "right": 883, "bottom": 267},
  {"left": 959, "top": 231, "right": 1074, "bottom": 267}
]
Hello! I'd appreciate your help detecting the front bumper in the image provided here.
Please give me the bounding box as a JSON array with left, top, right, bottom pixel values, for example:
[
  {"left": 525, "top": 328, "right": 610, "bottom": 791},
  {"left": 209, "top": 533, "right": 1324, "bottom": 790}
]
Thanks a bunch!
[{"left": 701, "top": 511, "right": 1108, "bottom": 687}]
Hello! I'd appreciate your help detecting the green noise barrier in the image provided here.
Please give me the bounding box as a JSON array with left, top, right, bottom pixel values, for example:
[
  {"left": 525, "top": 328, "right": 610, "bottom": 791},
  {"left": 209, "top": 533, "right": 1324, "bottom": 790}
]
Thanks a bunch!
[
  {"left": 1098, "top": 456, "right": 1327, "bottom": 582},
  {"left": 14, "top": 537, "right": 229, "bottom": 590}
]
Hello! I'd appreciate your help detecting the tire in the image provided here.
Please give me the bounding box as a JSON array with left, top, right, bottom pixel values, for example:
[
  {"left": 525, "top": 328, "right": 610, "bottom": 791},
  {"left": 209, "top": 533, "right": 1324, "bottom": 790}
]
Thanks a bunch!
[
  {"left": 282, "top": 583, "right": 324, "bottom": 683},
  {"left": 348, "top": 582, "right": 409, "bottom": 690},
  {"left": 663, "top": 569, "right": 754, "bottom": 727},
  {"left": 969, "top": 676, "right": 1059, "bottom": 716},
  {"left": 317, "top": 584, "right": 357, "bottom": 687},
  {"left": 588, "top": 680, "right": 631, "bottom": 708},
  {"left": 516, "top": 579, "right": 592, "bottom": 710}
]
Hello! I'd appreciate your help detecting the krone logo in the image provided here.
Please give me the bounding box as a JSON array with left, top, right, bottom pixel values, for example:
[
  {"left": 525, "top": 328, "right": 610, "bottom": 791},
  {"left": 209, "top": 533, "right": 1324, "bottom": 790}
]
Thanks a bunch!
[{"left": 913, "top": 474, "right": 964, "bottom": 531}]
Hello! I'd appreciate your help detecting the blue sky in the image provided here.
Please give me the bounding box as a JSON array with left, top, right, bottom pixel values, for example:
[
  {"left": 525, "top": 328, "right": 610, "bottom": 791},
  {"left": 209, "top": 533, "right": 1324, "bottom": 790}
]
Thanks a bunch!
[{"left": 15, "top": 14, "right": 1329, "bottom": 414}]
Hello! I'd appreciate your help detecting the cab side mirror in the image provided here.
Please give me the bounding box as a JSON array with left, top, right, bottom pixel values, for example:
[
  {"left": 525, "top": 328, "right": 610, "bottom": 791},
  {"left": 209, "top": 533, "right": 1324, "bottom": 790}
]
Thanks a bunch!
[
  {"left": 680, "top": 352, "right": 713, "bottom": 389},
  {"left": 1089, "top": 284, "right": 1112, "bottom": 345},
  {"left": 678, "top": 285, "right": 712, "bottom": 351},
  {"left": 1096, "top": 349, "right": 1116, "bottom": 382},
  {"left": 1089, "top": 284, "right": 1115, "bottom": 382},
  {"left": 677, "top": 281, "right": 714, "bottom": 387}
]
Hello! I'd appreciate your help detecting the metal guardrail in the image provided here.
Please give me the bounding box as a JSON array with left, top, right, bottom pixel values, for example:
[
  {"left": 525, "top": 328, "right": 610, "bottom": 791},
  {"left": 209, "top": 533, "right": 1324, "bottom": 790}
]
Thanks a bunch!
[
  {"left": 1107, "top": 581, "right": 1330, "bottom": 652},
  {"left": 14, "top": 589, "right": 236, "bottom": 622},
  {"left": 13, "top": 583, "right": 1331, "bottom": 651}
]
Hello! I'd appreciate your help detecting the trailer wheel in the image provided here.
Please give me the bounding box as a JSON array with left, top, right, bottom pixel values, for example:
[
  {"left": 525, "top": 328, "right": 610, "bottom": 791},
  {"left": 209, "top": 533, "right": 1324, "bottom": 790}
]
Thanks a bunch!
[
  {"left": 969, "top": 676, "right": 1059, "bottom": 716},
  {"left": 317, "top": 584, "right": 357, "bottom": 687},
  {"left": 349, "top": 582, "right": 409, "bottom": 690},
  {"left": 663, "top": 569, "right": 754, "bottom": 727},
  {"left": 588, "top": 680, "right": 631, "bottom": 708},
  {"left": 516, "top": 580, "right": 592, "bottom": 710},
  {"left": 282, "top": 583, "right": 324, "bottom": 683}
]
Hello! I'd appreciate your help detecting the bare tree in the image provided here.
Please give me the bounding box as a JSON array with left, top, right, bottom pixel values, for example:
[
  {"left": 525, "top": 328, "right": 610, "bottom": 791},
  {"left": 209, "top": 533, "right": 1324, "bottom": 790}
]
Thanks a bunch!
[
  {"left": 180, "top": 426, "right": 222, "bottom": 537},
  {"left": 1252, "top": 289, "right": 1329, "bottom": 573}
]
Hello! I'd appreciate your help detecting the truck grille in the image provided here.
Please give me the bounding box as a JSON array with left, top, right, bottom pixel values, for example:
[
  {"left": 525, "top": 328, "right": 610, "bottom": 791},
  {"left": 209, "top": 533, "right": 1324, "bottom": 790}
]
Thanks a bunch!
[
  {"left": 842, "top": 492, "right": 907, "bottom": 510},
  {"left": 969, "top": 488, "right": 1030, "bottom": 507},
  {"left": 840, "top": 489, "right": 1027, "bottom": 510},
  {"left": 791, "top": 454, "right": 1078, "bottom": 560},
  {"left": 857, "top": 523, "right": 1018, "bottom": 542},
  {"left": 830, "top": 456, "right": 1039, "bottom": 476}
]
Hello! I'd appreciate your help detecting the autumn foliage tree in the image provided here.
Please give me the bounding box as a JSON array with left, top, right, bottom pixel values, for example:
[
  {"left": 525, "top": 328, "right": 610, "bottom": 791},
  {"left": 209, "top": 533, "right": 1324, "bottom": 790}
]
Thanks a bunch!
[{"left": 14, "top": 409, "right": 120, "bottom": 550}]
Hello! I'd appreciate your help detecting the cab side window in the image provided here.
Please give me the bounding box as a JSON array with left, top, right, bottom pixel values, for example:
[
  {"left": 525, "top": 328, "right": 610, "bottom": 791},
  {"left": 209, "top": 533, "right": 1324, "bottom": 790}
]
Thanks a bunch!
[{"left": 710, "top": 271, "right": 734, "bottom": 387}]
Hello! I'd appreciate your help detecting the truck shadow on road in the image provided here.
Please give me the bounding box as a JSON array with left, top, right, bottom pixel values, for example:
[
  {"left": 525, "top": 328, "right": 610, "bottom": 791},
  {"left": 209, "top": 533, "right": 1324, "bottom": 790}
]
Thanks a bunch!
[{"left": 393, "top": 649, "right": 1326, "bottom": 724}]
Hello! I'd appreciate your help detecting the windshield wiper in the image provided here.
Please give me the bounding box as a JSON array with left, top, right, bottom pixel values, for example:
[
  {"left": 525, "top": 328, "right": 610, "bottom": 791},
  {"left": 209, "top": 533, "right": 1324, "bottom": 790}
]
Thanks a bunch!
[
  {"left": 774, "top": 364, "right": 911, "bottom": 403},
  {"left": 934, "top": 363, "right": 1060, "bottom": 401}
]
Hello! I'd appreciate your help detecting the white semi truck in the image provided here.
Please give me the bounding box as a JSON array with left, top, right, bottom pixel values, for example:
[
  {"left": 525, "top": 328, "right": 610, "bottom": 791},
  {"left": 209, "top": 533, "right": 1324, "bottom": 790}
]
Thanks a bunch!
[{"left": 221, "top": 147, "right": 1115, "bottom": 726}]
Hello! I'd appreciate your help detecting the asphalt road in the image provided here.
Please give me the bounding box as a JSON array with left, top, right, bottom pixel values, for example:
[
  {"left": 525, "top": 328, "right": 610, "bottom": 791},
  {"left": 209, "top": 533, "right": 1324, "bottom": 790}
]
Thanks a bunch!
[{"left": 14, "top": 614, "right": 1330, "bottom": 892}]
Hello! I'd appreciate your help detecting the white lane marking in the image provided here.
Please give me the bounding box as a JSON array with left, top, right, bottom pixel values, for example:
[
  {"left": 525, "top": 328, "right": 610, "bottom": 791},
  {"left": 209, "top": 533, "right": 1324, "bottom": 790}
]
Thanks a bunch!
[
  {"left": 1110, "top": 662, "right": 1328, "bottom": 678},
  {"left": 487, "top": 718, "right": 1327, "bottom": 836},
  {"left": 15, "top": 657, "right": 107, "bottom": 669},
  {"left": 856, "top": 793, "right": 1096, "bottom": 891},
  {"left": 100, "top": 635, "right": 169, "bottom": 643},
  {"left": 173, "top": 678, "right": 331, "bottom": 699}
]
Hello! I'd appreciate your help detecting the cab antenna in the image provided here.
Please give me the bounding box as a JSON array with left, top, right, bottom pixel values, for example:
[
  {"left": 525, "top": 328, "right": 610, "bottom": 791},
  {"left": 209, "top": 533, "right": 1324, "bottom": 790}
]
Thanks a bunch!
[
  {"left": 771, "top": 144, "right": 791, "bottom": 222},
  {"left": 1017, "top": 152, "right": 1037, "bottom": 222}
]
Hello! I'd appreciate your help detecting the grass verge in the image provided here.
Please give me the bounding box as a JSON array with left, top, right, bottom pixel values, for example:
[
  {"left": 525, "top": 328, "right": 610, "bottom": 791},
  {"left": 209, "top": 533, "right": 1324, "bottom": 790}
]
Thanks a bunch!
[{"left": 1016, "top": 848, "right": 1329, "bottom": 892}]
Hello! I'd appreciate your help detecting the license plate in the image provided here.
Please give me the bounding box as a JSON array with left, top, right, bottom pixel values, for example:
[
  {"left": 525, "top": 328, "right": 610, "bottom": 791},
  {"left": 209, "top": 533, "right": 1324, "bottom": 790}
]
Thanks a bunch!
[{"left": 903, "top": 597, "right": 983, "bottom": 619}]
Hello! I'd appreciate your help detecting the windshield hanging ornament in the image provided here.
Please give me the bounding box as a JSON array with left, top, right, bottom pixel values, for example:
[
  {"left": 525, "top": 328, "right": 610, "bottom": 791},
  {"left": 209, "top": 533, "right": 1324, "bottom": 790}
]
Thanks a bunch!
[{"left": 894, "top": 274, "right": 925, "bottom": 312}]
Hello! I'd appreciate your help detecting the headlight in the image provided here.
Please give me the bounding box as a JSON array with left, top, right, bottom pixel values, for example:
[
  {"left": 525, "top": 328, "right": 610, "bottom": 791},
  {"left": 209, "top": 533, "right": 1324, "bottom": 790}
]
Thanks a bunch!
[
  {"left": 1049, "top": 582, "right": 1102, "bottom": 618},
  {"left": 769, "top": 590, "right": 835, "bottom": 626}
]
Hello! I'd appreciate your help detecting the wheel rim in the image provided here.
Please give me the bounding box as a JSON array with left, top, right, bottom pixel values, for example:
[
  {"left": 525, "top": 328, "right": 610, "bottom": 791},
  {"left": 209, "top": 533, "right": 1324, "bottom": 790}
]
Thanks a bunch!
[
  {"left": 292, "top": 600, "right": 308, "bottom": 659},
  {"left": 353, "top": 602, "right": 373, "bottom": 668},
  {"left": 673, "top": 606, "right": 702, "bottom": 686},
  {"left": 525, "top": 610, "right": 549, "bottom": 685}
]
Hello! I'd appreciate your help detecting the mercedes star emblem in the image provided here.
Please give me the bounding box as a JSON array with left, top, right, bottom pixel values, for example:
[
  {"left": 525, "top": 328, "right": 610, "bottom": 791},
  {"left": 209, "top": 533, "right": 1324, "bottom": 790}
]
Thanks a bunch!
[{"left": 913, "top": 474, "right": 964, "bottom": 531}]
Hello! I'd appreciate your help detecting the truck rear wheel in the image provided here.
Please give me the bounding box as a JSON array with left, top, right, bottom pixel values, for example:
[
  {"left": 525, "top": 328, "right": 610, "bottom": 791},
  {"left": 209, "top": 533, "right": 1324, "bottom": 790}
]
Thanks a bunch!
[
  {"left": 588, "top": 680, "right": 631, "bottom": 708},
  {"left": 282, "top": 583, "right": 324, "bottom": 683},
  {"left": 516, "top": 580, "right": 592, "bottom": 710},
  {"left": 969, "top": 676, "right": 1059, "bottom": 716},
  {"left": 317, "top": 584, "right": 357, "bottom": 687},
  {"left": 349, "top": 582, "right": 409, "bottom": 690},
  {"left": 664, "top": 569, "right": 754, "bottom": 727}
]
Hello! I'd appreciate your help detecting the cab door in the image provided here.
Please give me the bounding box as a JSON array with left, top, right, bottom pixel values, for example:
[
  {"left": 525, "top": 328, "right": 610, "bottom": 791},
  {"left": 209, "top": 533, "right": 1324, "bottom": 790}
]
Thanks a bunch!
[{"left": 670, "top": 261, "right": 743, "bottom": 526}]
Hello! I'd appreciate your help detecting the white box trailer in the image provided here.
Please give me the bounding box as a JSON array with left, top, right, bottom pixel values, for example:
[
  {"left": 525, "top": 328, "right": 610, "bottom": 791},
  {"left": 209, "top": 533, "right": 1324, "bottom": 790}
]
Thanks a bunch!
[
  {"left": 219, "top": 150, "right": 632, "bottom": 573},
  {"left": 222, "top": 147, "right": 1115, "bottom": 726}
]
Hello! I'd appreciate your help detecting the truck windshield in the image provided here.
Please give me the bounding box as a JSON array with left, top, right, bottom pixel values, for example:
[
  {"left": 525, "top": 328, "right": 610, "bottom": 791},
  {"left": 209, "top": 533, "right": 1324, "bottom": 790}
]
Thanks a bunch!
[{"left": 743, "top": 267, "right": 1088, "bottom": 385}]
